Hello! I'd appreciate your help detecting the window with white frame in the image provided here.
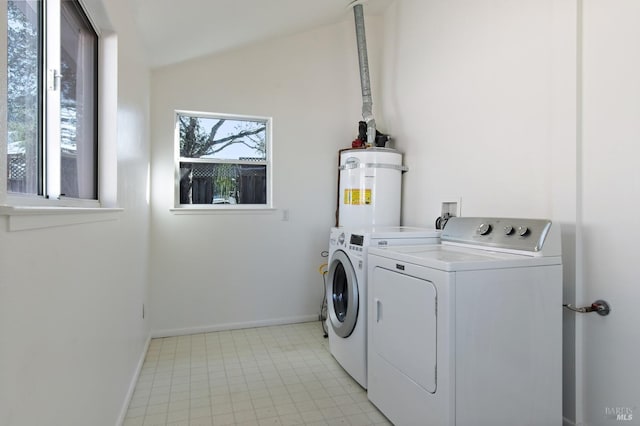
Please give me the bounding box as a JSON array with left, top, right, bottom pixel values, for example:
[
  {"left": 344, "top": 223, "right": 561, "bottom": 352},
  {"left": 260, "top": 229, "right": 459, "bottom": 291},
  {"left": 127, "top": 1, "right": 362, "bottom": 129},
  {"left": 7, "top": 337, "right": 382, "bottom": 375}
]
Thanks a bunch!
[
  {"left": 175, "top": 111, "right": 271, "bottom": 208},
  {"left": 6, "top": 0, "right": 98, "bottom": 201}
]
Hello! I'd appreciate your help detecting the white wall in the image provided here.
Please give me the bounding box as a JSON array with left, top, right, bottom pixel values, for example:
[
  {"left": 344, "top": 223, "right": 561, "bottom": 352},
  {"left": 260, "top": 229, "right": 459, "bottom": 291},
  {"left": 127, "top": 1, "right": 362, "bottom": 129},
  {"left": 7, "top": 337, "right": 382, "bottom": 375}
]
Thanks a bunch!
[
  {"left": 149, "top": 18, "right": 380, "bottom": 335},
  {"left": 379, "top": 0, "right": 579, "bottom": 422},
  {"left": 381, "top": 0, "right": 561, "bottom": 225},
  {"left": 0, "top": 0, "right": 151, "bottom": 424},
  {"left": 580, "top": 1, "right": 640, "bottom": 424}
]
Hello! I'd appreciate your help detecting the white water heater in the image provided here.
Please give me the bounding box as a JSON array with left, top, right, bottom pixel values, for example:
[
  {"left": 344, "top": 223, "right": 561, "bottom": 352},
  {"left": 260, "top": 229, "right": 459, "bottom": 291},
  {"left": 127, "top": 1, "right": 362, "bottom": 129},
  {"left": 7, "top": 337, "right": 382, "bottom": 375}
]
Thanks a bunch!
[{"left": 338, "top": 148, "right": 406, "bottom": 228}]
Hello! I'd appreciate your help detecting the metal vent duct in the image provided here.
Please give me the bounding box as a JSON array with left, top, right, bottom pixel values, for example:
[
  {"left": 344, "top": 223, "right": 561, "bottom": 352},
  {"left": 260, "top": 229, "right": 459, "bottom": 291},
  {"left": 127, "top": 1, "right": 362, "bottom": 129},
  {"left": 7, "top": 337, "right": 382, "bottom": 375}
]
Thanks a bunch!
[{"left": 351, "top": 1, "right": 376, "bottom": 146}]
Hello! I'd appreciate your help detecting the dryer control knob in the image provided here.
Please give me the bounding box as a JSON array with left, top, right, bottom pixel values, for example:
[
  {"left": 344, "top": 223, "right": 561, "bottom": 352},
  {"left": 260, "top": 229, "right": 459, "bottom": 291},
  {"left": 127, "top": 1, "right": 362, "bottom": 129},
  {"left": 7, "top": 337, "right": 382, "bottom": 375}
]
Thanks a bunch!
[
  {"left": 477, "top": 223, "right": 492, "bottom": 235},
  {"left": 504, "top": 225, "right": 514, "bottom": 235},
  {"left": 518, "top": 226, "right": 529, "bottom": 236}
]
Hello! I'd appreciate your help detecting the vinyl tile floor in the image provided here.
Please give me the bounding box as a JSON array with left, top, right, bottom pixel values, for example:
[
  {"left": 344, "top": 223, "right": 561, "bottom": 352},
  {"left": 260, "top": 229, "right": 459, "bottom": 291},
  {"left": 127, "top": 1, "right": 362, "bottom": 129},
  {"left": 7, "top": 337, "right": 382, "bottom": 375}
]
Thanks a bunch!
[{"left": 123, "top": 321, "right": 391, "bottom": 426}]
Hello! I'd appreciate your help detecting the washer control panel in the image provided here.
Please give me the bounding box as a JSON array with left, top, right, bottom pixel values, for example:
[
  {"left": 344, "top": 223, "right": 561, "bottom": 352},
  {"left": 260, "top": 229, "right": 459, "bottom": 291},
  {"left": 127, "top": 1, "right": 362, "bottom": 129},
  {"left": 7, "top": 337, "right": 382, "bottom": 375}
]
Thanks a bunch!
[
  {"left": 343, "top": 233, "right": 363, "bottom": 253},
  {"left": 444, "top": 217, "right": 553, "bottom": 253}
]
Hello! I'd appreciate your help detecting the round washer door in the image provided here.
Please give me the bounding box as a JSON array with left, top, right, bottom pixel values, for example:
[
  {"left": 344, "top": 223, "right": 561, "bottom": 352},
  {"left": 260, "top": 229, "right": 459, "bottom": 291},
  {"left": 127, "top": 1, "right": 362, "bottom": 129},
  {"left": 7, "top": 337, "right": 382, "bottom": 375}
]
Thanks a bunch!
[{"left": 327, "top": 249, "right": 359, "bottom": 338}]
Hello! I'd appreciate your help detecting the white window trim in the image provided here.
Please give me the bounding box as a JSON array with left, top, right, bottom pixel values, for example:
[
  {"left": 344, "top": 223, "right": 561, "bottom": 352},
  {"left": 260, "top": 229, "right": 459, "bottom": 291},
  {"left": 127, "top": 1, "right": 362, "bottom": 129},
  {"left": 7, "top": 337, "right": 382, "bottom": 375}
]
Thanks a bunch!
[
  {"left": 169, "top": 207, "right": 277, "bottom": 215},
  {"left": 1, "top": 0, "right": 120, "bottom": 228},
  {"left": 46, "top": 0, "right": 63, "bottom": 200},
  {"left": 0, "top": 204, "right": 122, "bottom": 231},
  {"left": 173, "top": 110, "right": 273, "bottom": 210}
]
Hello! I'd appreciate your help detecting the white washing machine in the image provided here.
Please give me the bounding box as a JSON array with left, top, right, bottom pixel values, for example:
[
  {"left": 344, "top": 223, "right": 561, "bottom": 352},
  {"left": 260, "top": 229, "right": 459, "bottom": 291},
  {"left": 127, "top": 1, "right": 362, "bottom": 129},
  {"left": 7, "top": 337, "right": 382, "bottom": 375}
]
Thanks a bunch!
[
  {"left": 367, "top": 217, "right": 563, "bottom": 426},
  {"left": 327, "top": 226, "right": 441, "bottom": 388}
]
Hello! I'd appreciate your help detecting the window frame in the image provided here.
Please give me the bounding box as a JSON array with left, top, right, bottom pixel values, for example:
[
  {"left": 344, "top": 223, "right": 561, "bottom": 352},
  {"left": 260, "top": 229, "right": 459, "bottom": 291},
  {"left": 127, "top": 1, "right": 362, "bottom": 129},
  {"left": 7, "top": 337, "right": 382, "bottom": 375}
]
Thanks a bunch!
[
  {"left": 3, "top": 0, "right": 101, "bottom": 209},
  {"left": 173, "top": 110, "right": 273, "bottom": 210}
]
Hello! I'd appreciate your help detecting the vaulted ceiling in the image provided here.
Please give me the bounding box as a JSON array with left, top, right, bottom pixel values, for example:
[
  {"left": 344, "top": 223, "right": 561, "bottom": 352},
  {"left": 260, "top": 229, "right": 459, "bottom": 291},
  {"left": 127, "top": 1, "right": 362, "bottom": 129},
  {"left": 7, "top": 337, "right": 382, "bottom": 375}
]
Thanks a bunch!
[{"left": 131, "top": 0, "right": 392, "bottom": 68}]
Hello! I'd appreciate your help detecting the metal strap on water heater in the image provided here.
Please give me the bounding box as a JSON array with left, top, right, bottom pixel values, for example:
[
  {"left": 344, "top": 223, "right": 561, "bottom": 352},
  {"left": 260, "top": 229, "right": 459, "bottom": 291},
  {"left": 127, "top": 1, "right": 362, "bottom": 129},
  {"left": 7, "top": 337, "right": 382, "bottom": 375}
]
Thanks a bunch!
[{"left": 339, "top": 162, "right": 408, "bottom": 172}]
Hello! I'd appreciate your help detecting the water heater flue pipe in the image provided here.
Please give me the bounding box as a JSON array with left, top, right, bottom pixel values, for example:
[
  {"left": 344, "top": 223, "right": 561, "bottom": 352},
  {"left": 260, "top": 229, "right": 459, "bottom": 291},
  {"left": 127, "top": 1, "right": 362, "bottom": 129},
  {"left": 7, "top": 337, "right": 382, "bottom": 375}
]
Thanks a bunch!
[{"left": 352, "top": 3, "right": 376, "bottom": 146}]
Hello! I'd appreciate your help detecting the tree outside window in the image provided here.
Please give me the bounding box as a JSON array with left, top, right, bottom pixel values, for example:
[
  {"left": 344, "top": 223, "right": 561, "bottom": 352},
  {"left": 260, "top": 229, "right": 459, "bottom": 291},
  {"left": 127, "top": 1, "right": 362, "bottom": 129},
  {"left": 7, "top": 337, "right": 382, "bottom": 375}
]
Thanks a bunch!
[{"left": 176, "top": 112, "right": 271, "bottom": 207}]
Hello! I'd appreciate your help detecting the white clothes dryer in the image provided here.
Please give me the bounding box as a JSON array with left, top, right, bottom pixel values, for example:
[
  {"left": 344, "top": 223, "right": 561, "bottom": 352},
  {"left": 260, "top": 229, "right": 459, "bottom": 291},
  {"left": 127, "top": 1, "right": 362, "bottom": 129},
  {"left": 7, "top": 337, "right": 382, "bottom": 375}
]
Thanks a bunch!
[
  {"left": 367, "top": 217, "right": 563, "bottom": 426},
  {"left": 327, "top": 226, "right": 440, "bottom": 389}
]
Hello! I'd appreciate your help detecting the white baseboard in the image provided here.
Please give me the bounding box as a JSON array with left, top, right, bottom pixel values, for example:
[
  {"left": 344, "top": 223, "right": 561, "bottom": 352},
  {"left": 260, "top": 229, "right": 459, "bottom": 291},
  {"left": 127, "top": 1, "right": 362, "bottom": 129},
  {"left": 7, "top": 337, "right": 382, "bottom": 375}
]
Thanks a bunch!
[
  {"left": 563, "top": 416, "right": 577, "bottom": 426},
  {"left": 116, "top": 334, "right": 151, "bottom": 426},
  {"left": 151, "top": 315, "right": 319, "bottom": 338}
]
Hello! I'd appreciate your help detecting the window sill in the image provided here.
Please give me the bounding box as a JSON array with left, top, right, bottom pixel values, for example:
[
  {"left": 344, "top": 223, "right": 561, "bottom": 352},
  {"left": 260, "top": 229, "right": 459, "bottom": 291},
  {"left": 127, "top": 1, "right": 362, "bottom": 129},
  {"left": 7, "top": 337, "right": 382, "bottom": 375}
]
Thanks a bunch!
[
  {"left": 0, "top": 205, "right": 123, "bottom": 231},
  {"left": 170, "top": 207, "right": 277, "bottom": 215}
]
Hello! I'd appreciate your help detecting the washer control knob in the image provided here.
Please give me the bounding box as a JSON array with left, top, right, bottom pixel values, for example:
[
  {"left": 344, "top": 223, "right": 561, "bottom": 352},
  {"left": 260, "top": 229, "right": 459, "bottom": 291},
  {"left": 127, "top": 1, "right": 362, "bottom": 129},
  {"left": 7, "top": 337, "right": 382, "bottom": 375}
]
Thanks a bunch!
[
  {"left": 338, "top": 233, "right": 345, "bottom": 245},
  {"left": 518, "top": 226, "right": 529, "bottom": 236},
  {"left": 477, "top": 223, "right": 492, "bottom": 235},
  {"left": 504, "top": 225, "right": 514, "bottom": 235}
]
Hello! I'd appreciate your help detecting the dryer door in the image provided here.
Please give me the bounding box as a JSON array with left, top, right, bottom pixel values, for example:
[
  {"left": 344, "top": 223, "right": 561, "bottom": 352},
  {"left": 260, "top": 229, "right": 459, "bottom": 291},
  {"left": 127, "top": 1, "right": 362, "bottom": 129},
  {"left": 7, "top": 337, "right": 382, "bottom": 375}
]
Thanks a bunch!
[
  {"left": 371, "top": 266, "right": 437, "bottom": 394},
  {"left": 327, "top": 250, "right": 359, "bottom": 338}
]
